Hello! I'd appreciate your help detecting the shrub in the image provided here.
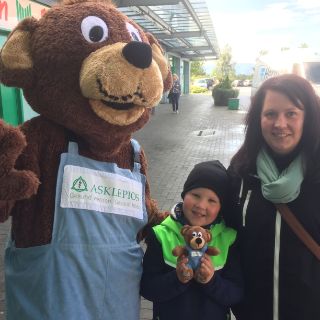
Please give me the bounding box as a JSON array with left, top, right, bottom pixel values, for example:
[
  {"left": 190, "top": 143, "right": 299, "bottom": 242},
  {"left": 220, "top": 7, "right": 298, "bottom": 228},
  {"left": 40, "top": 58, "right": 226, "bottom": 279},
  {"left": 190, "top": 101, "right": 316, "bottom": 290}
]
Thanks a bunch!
[
  {"left": 191, "top": 86, "right": 208, "bottom": 94},
  {"left": 217, "top": 77, "right": 233, "bottom": 89}
]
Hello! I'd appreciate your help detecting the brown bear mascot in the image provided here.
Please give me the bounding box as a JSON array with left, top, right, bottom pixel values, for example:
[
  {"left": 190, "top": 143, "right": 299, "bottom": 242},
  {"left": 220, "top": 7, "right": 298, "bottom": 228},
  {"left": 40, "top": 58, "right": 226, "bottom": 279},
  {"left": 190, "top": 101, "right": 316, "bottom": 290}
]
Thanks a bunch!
[{"left": 0, "top": 0, "right": 172, "bottom": 318}]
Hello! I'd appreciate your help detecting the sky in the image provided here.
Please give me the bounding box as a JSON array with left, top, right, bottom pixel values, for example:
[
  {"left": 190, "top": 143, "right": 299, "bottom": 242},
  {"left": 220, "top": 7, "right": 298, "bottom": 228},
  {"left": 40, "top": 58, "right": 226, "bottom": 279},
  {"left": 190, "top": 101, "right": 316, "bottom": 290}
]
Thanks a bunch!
[{"left": 206, "top": 0, "right": 320, "bottom": 64}]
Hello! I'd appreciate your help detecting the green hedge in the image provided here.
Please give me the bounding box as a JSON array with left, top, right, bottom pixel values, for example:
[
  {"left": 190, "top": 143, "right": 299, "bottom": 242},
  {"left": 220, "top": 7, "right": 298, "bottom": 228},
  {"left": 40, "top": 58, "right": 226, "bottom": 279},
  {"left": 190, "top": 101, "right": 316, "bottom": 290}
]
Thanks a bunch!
[{"left": 191, "top": 86, "right": 208, "bottom": 94}]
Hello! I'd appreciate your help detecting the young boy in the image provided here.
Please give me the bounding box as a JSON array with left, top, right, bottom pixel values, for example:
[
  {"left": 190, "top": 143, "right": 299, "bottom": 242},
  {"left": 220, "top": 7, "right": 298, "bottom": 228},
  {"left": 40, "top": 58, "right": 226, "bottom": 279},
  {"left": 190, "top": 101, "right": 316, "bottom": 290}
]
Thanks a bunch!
[{"left": 140, "top": 161, "right": 243, "bottom": 320}]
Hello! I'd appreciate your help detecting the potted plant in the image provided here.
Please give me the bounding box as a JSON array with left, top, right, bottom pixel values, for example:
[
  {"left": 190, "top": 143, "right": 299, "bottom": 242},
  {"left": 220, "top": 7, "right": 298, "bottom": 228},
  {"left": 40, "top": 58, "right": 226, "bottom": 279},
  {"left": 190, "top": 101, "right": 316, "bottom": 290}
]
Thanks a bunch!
[
  {"left": 211, "top": 45, "right": 240, "bottom": 107},
  {"left": 212, "top": 77, "right": 239, "bottom": 107}
]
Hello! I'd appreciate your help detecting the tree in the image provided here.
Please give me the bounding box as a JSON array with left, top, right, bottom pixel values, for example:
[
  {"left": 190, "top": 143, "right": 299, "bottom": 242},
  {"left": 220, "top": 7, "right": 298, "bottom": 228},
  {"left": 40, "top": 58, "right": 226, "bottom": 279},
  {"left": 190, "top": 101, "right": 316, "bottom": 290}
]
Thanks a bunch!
[
  {"left": 214, "top": 45, "right": 235, "bottom": 84},
  {"left": 258, "top": 49, "right": 268, "bottom": 57},
  {"left": 211, "top": 45, "right": 239, "bottom": 105},
  {"left": 299, "top": 43, "right": 309, "bottom": 48},
  {"left": 190, "top": 61, "right": 206, "bottom": 77}
]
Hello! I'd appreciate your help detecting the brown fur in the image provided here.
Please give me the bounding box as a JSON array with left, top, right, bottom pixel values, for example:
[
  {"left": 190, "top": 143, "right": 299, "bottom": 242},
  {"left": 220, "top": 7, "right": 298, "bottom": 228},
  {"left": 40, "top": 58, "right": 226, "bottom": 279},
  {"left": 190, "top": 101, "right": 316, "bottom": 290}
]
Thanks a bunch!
[
  {"left": 63, "top": 0, "right": 114, "bottom": 5},
  {"left": 0, "top": 0, "right": 172, "bottom": 247},
  {"left": 172, "top": 225, "right": 220, "bottom": 258}
]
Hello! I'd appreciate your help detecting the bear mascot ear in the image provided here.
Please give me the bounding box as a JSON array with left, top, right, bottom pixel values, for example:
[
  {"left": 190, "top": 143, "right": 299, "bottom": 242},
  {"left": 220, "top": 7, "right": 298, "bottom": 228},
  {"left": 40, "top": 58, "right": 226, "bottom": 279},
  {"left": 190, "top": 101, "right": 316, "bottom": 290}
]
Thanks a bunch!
[
  {"left": 145, "top": 32, "right": 172, "bottom": 92},
  {"left": 0, "top": 17, "right": 38, "bottom": 89}
]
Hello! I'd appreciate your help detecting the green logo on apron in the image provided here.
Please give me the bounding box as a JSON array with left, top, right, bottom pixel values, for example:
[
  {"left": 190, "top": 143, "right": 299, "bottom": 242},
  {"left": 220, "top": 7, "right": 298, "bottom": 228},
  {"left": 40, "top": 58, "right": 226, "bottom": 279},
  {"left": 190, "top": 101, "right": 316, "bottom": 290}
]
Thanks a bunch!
[{"left": 71, "top": 176, "right": 88, "bottom": 192}]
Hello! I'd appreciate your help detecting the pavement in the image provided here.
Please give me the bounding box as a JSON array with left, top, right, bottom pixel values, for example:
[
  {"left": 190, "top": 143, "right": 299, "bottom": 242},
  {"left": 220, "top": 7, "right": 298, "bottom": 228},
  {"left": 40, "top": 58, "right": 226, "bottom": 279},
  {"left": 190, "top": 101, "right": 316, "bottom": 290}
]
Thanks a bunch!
[{"left": 0, "top": 91, "right": 249, "bottom": 320}]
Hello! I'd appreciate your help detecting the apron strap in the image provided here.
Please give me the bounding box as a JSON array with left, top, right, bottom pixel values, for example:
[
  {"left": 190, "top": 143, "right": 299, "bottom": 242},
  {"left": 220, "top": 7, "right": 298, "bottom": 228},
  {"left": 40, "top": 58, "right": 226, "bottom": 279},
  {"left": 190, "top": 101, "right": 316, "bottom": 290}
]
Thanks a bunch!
[
  {"left": 130, "top": 139, "right": 141, "bottom": 172},
  {"left": 67, "top": 140, "right": 141, "bottom": 171},
  {"left": 68, "top": 141, "right": 79, "bottom": 154}
]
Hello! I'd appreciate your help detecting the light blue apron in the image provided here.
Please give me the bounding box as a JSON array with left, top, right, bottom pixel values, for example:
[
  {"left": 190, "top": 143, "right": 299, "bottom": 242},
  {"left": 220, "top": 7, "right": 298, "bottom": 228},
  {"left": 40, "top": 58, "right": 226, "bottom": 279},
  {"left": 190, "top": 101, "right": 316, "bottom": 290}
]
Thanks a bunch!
[{"left": 5, "top": 139, "right": 147, "bottom": 320}]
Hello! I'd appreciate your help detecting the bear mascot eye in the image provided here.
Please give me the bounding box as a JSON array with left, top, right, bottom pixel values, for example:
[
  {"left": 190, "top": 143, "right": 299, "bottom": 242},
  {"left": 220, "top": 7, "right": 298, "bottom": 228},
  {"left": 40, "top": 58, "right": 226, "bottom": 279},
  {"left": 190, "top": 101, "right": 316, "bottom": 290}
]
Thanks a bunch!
[
  {"left": 81, "top": 16, "right": 109, "bottom": 43},
  {"left": 126, "top": 22, "right": 142, "bottom": 42}
]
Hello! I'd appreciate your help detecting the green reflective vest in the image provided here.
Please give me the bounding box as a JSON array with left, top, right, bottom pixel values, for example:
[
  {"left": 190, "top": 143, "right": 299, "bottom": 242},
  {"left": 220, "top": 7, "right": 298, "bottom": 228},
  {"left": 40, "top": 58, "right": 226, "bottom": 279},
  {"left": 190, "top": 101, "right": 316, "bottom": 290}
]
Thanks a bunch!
[{"left": 153, "top": 216, "right": 237, "bottom": 269}]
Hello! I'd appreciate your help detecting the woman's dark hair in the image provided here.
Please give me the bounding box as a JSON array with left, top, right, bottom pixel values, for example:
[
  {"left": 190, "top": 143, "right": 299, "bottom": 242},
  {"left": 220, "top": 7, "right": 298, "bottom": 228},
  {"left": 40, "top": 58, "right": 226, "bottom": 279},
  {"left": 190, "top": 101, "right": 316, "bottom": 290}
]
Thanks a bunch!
[{"left": 230, "top": 74, "right": 320, "bottom": 176}]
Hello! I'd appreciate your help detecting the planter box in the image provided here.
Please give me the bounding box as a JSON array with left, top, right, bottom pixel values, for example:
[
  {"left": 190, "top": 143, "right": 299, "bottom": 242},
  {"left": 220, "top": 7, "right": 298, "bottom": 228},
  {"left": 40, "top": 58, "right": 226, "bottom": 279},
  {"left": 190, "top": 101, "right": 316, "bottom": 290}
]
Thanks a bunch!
[
  {"left": 228, "top": 98, "right": 240, "bottom": 110},
  {"left": 212, "top": 88, "right": 239, "bottom": 106}
]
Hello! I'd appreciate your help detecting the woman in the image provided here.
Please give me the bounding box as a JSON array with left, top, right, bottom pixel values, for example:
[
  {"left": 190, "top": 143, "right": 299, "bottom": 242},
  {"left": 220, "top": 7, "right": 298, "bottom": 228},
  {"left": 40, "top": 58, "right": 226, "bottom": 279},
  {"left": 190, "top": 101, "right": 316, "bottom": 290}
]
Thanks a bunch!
[
  {"left": 170, "top": 74, "right": 181, "bottom": 113},
  {"left": 225, "top": 74, "right": 320, "bottom": 320}
]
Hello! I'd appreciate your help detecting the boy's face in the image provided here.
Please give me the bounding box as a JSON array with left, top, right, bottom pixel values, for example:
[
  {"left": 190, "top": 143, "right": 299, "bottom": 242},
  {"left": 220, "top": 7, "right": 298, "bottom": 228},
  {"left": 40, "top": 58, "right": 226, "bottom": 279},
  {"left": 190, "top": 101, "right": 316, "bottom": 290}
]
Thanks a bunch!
[{"left": 182, "top": 188, "right": 221, "bottom": 227}]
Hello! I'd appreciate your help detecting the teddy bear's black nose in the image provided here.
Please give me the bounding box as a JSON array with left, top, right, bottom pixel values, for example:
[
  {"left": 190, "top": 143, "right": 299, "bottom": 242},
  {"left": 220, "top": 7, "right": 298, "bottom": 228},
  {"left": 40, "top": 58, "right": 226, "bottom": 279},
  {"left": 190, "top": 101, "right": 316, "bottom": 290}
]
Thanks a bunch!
[
  {"left": 195, "top": 237, "right": 203, "bottom": 245},
  {"left": 122, "top": 41, "right": 152, "bottom": 69}
]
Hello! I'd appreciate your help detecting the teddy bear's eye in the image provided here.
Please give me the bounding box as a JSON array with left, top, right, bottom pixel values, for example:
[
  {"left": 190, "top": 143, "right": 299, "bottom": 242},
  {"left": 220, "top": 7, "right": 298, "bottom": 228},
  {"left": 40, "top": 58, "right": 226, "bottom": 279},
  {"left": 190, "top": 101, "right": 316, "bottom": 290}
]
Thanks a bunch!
[
  {"left": 81, "top": 16, "right": 109, "bottom": 43},
  {"left": 192, "top": 231, "right": 197, "bottom": 237},
  {"left": 197, "top": 232, "right": 202, "bottom": 237},
  {"left": 126, "top": 22, "right": 142, "bottom": 42}
]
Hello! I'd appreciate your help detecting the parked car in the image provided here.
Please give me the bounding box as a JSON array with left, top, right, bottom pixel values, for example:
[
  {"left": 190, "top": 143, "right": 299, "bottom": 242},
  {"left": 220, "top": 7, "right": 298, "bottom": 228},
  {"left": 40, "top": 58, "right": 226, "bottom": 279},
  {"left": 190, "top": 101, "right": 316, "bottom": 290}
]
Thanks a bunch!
[
  {"left": 193, "top": 78, "right": 208, "bottom": 88},
  {"left": 237, "top": 80, "right": 244, "bottom": 87},
  {"left": 232, "top": 80, "right": 239, "bottom": 87},
  {"left": 243, "top": 79, "right": 252, "bottom": 86},
  {"left": 193, "top": 78, "right": 215, "bottom": 90}
]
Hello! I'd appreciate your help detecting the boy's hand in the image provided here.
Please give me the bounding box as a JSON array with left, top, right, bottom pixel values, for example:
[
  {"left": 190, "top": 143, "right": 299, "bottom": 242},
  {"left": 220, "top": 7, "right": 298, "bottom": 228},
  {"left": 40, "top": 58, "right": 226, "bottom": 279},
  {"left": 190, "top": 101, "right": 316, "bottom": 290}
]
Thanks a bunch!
[
  {"left": 194, "top": 254, "right": 215, "bottom": 284},
  {"left": 176, "top": 255, "right": 193, "bottom": 284}
]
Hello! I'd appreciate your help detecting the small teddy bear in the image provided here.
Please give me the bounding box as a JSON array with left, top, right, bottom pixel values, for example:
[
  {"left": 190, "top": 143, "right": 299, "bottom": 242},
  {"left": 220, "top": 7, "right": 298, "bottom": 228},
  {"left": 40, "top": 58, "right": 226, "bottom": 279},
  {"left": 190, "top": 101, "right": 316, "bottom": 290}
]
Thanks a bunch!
[{"left": 172, "top": 225, "right": 220, "bottom": 278}]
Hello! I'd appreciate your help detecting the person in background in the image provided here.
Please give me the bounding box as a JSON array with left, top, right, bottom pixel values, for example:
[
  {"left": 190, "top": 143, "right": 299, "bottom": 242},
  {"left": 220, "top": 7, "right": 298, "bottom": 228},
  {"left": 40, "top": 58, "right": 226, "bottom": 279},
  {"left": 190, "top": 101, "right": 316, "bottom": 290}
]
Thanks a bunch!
[
  {"left": 141, "top": 160, "right": 243, "bottom": 320},
  {"left": 225, "top": 74, "right": 320, "bottom": 320},
  {"left": 170, "top": 73, "right": 181, "bottom": 114}
]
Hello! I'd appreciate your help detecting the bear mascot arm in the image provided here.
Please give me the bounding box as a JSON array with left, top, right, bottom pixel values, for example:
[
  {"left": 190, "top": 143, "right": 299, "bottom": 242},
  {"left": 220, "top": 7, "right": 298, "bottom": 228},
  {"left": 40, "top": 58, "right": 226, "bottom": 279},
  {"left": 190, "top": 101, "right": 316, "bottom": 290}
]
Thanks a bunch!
[{"left": 0, "top": 0, "right": 171, "bottom": 247}]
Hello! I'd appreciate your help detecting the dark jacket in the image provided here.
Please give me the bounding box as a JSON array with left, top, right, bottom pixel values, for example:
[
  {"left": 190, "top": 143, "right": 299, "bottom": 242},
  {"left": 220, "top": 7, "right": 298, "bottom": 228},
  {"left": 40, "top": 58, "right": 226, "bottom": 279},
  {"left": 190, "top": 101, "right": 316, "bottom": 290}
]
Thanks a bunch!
[
  {"left": 140, "top": 216, "right": 243, "bottom": 320},
  {"left": 171, "top": 79, "right": 181, "bottom": 95},
  {"left": 225, "top": 165, "right": 320, "bottom": 320}
]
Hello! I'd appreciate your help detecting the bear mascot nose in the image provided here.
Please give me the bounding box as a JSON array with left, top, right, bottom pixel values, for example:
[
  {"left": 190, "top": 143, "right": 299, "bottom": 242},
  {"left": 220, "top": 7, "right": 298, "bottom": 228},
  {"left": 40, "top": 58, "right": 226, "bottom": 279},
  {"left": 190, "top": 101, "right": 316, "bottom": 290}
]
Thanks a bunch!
[{"left": 122, "top": 41, "right": 152, "bottom": 69}]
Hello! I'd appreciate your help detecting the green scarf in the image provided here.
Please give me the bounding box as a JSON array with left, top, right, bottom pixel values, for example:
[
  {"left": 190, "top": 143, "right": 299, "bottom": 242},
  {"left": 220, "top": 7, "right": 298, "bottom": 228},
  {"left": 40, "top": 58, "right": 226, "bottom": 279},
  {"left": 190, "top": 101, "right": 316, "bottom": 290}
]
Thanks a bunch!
[{"left": 256, "top": 148, "right": 305, "bottom": 203}]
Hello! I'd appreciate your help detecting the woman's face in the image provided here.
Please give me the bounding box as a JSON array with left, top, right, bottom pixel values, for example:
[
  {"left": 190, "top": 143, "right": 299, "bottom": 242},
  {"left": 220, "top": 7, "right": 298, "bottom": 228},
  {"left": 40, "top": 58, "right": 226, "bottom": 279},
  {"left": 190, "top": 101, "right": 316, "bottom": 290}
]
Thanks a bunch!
[{"left": 260, "top": 90, "right": 305, "bottom": 155}]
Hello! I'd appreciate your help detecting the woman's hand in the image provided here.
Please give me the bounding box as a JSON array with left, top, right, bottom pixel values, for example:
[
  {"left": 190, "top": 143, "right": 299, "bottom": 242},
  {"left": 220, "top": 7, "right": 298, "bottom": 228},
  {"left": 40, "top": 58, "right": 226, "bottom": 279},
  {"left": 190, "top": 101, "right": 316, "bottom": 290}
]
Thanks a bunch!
[
  {"left": 194, "top": 253, "right": 215, "bottom": 284},
  {"left": 176, "top": 254, "right": 193, "bottom": 284}
]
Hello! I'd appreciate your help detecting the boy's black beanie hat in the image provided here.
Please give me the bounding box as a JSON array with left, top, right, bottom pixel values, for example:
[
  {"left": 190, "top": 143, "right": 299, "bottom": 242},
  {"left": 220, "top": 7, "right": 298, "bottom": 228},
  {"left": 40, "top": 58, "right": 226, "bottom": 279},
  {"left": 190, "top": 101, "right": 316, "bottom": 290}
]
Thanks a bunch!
[{"left": 181, "top": 160, "right": 229, "bottom": 203}]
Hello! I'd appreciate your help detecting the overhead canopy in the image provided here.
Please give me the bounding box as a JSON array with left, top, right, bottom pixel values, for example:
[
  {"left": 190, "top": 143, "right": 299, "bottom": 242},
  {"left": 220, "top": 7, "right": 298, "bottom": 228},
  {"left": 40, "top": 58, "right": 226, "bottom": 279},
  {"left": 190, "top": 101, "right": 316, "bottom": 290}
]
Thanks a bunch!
[
  {"left": 38, "top": 0, "right": 220, "bottom": 60},
  {"left": 115, "top": 0, "right": 220, "bottom": 60}
]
